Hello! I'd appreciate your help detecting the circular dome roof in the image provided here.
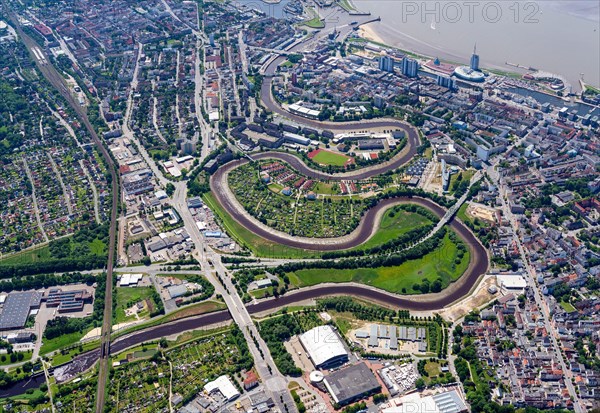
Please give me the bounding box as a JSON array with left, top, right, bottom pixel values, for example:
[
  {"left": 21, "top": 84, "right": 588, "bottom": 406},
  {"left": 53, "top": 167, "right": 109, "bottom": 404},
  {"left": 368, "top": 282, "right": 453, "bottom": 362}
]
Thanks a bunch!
[{"left": 309, "top": 371, "right": 324, "bottom": 383}]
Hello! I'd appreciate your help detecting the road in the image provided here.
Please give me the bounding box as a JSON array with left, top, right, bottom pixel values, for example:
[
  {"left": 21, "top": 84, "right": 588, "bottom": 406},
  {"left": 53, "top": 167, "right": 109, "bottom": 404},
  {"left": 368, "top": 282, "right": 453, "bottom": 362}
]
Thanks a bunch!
[
  {"left": 2, "top": 6, "right": 121, "bottom": 412},
  {"left": 171, "top": 181, "right": 297, "bottom": 412},
  {"left": 487, "top": 161, "right": 585, "bottom": 413}
]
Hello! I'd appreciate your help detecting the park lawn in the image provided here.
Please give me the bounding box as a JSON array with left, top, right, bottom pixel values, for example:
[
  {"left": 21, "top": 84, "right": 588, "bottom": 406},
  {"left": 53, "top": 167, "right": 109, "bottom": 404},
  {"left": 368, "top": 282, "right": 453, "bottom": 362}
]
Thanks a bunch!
[
  {"left": 337, "top": 0, "right": 356, "bottom": 12},
  {"left": 313, "top": 182, "right": 338, "bottom": 195},
  {"left": 559, "top": 301, "right": 577, "bottom": 313},
  {"left": 425, "top": 360, "right": 441, "bottom": 376},
  {"left": 6, "top": 388, "right": 48, "bottom": 405},
  {"left": 133, "top": 349, "right": 158, "bottom": 360},
  {"left": 205, "top": 192, "right": 446, "bottom": 260},
  {"left": 312, "top": 150, "right": 351, "bottom": 167},
  {"left": 329, "top": 311, "right": 358, "bottom": 335},
  {"left": 115, "top": 286, "right": 156, "bottom": 324},
  {"left": 40, "top": 330, "right": 91, "bottom": 355},
  {"left": 350, "top": 209, "right": 432, "bottom": 251},
  {"left": 303, "top": 16, "right": 324, "bottom": 29},
  {"left": 49, "top": 338, "right": 100, "bottom": 367},
  {"left": 287, "top": 232, "right": 470, "bottom": 294},
  {"left": 250, "top": 286, "right": 274, "bottom": 299},
  {"left": 0, "top": 351, "right": 32, "bottom": 366},
  {"left": 302, "top": 7, "right": 325, "bottom": 29},
  {"left": 0, "top": 245, "right": 51, "bottom": 265},
  {"left": 156, "top": 273, "right": 193, "bottom": 281},
  {"left": 449, "top": 170, "right": 475, "bottom": 193},
  {"left": 268, "top": 183, "right": 284, "bottom": 193}
]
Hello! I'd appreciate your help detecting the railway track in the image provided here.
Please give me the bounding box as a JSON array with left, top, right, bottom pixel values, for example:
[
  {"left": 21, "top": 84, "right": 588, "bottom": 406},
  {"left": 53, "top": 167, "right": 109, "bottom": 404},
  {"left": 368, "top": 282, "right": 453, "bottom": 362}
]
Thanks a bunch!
[{"left": 2, "top": 7, "right": 119, "bottom": 411}]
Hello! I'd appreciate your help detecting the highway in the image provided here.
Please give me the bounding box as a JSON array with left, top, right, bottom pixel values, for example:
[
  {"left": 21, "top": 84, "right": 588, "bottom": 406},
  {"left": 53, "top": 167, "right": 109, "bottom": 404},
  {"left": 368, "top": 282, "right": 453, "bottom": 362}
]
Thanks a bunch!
[{"left": 3, "top": 5, "right": 120, "bottom": 412}]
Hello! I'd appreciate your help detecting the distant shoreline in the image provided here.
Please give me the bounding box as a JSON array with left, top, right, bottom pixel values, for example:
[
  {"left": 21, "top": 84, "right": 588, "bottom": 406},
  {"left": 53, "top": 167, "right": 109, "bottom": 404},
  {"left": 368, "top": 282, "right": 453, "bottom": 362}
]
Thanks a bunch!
[{"left": 351, "top": 1, "right": 599, "bottom": 92}]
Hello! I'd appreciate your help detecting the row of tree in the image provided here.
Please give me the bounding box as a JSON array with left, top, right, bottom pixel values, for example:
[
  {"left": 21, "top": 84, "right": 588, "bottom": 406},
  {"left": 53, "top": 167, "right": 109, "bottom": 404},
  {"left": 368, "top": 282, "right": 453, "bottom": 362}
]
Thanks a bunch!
[{"left": 274, "top": 228, "right": 447, "bottom": 275}]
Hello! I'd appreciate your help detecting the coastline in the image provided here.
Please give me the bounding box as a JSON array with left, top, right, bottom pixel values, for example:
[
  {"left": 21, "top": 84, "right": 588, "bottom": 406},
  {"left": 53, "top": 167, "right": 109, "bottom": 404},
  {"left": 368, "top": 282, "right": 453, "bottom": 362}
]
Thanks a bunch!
[
  {"left": 351, "top": 0, "right": 599, "bottom": 91},
  {"left": 356, "top": 21, "right": 600, "bottom": 103},
  {"left": 357, "top": 24, "right": 385, "bottom": 45}
]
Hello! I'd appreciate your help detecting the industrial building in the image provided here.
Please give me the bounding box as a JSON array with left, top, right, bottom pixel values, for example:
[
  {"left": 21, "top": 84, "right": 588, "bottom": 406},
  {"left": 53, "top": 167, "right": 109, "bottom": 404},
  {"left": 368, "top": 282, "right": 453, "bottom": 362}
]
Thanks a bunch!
[
  {"left": 283, "top": 132, "right": 311, "bottom": 146},
  {"left": 45, "top": 288, "right": 93, "bottom": 313},
  {"left": 204, "top": 375, "right": 240, "bottom": 402},
  {"left": 118, "top": 273, "right": 143, "bottom": 287},
  {"left": 299, "top": 325, "right": 348, "bottom": 369},
  {"left": 167, "top": 284, "right": 189, "bottom": 299},
  {"left": 122, "top": 169, "right": 154, "bottom": 195},
  {"left": 379, "top": 389, "right": 468, "bottom": 413},
  {"left": 323, "top": 362, "right": 381, "bottom": 406},
  {"left": 0, "top": 291, "right": 42, "bottom": 330},
  {"left": 496, "top": 274, "right": 528, "bottom": 295}
]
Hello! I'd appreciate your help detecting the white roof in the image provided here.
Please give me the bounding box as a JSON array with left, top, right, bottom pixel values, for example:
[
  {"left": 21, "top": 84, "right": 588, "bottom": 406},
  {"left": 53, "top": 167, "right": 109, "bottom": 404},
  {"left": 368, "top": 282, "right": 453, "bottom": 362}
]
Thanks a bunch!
[
  {"left": 497, "top": 274, "right": 528, "bottom": 289},
  {"left": 120, "top": 274, "right": 131, "bottom": 286},
  {"left": 166, "top": 166, "right": 182, "bottom": 177},
  {"left": 381, "top": 390, "right": 467, "bottom": 413},
  {"left": 299, "top": 325, "right": 347, "bottom": 368},
  {"left": 204, "top": 375, "right": 240, "bottom": 401},
  {"left": 380, "top": 393, "right": 439, "bottom": 413},
  {"left": 176, "top": 155, "right": 193, "bottom": 163}
]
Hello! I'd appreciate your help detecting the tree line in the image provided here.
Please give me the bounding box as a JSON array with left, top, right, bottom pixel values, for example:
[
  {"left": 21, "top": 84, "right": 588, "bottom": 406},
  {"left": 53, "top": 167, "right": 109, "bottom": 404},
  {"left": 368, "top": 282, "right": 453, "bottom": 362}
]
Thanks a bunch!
[{"left": 274, "top": 228, "right": 447, "bottom": 275}]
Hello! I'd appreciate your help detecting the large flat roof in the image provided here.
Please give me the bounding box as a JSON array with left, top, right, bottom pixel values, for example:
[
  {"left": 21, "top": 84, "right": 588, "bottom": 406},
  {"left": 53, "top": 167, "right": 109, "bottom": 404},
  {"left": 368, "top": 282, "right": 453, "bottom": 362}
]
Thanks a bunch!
[
  {"left": 204, "top": 375, "right": 240, "bottom": 402},
  {"left": 299, "top": 325, "right": 348, "bottom": 369},
  {"left": 0, "top": 291, "right": 42, "bottom": 330},
  {"left": 380, "top": 389, "right": 468, "bottom": 413},
  {"left": 323, "top": 362, "right": 381, "bottom": 405}
]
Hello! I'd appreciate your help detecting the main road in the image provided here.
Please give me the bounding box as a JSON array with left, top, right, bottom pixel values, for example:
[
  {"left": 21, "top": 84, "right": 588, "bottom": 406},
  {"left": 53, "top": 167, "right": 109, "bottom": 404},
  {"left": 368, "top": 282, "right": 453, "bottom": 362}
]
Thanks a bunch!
[{"left": 3, "top": 5, "right": 120, "bottom": 413}]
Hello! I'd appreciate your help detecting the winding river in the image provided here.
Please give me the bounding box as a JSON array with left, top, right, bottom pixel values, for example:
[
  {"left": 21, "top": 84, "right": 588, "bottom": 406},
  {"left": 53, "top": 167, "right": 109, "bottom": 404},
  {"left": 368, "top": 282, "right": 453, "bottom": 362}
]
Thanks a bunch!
[{"left": 0, "top": 28, "right": 494, "bottom": 398}]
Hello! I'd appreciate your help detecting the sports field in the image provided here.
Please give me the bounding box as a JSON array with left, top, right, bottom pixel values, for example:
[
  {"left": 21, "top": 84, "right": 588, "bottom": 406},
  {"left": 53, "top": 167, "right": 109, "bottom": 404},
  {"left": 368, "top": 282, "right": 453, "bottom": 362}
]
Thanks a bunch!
[{"left": 308, "top": 149, "right": 352, "bottom": 167}]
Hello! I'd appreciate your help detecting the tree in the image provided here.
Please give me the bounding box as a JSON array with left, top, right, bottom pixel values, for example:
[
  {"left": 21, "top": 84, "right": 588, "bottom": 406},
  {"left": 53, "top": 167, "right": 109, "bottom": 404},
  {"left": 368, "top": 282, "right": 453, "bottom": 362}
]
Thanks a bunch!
[
  {"left": 165, "top": 183, "right": 175, "bottom": 197},
  {"left": 415, "top": 377, "right": 426, "bottom": 389}
]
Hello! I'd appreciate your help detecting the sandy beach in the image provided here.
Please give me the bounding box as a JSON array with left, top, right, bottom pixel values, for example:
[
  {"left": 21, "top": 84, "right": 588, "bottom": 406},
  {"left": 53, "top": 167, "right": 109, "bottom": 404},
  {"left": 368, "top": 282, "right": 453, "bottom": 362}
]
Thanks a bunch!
[{"left": 358, "top": 24, "right": 385, "bottom": 45}]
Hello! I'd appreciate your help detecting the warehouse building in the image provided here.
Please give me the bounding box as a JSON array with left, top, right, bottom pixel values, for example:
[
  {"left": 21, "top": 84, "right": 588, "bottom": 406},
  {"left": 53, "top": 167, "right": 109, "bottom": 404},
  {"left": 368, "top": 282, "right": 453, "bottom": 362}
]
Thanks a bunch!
[
  {"left": 167, "top": 284, "right": 188, "bottom": 299},
  {"left": 118, "top": 273, "right": 143, "bottom": 287},
  {"left": 0, "top": 291, "right": 42, "bottom": 330},
  {"left": 45, "top": 288, "right": 93, "bottom": 313},
  {"left": 323, "top": 362, "right": 381, "bottom": 406},
  {"left": 299, "top": 325, "right": 348, "bottom": 369},
  {"left": 379, "top": 388, "right": 468, "bottom": 413},
  {"left": 204, "top": 375, "right": 240, "bottom": 402}
]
